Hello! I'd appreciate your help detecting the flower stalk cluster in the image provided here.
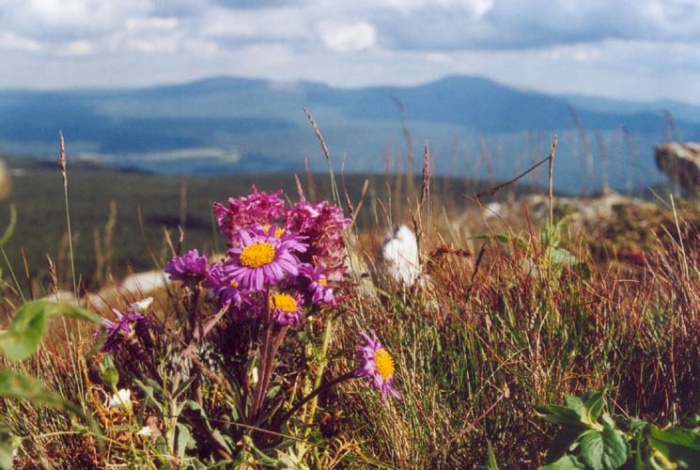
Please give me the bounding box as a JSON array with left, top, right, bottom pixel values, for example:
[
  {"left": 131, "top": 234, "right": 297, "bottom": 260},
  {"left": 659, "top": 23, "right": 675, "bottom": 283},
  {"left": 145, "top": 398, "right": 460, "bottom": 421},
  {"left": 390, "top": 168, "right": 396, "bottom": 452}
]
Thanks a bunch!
[{"left": 96, "top": 186, "right": 400, "bottom": 465}]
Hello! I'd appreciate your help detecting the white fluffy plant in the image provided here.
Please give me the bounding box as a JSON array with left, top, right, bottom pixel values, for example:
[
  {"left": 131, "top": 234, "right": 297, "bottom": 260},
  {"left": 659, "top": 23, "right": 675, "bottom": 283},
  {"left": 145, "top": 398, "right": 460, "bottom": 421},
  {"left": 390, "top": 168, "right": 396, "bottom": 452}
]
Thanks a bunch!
[{"left": 379, "top": 224, "right": 422, "bottom": 288}]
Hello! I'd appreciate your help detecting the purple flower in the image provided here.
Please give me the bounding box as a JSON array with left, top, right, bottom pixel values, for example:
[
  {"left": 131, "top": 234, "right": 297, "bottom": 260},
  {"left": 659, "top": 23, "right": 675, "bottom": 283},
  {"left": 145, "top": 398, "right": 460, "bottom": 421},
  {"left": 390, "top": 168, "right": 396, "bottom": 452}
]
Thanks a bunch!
[
  {"left": 269, "top": 291, "right": 303, "bottom": 327},
  {"left": 226, "top": 226, "right": 303, "bottom": 291},
  {"left": 164, "top": 249, "right": 209, "bottom": 286},
  {"left": 285, "top": 200, "right": 351, "bottom": 282},
  {"left": 300, "top": 264, "right": 337, "bottom": 306},
  {"left": 354, "top": 331, "right": 401, "bottom": 401},
  {"left": 213, "top": 186, "right": 286, "bottom": 245},
  {"left": 204, "top": 261, "right": 251, "bottom": 321},
  {"left": 100, "top": 307, "right": 148, "bottom": 353}
]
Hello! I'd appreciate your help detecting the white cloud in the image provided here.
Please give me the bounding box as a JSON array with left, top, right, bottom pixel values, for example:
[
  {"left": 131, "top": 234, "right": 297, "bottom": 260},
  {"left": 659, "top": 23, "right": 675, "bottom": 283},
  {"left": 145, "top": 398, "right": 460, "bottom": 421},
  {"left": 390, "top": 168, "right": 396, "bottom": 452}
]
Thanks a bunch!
[
  {"left": 0, "top": 32, "right": 42, "bottom": 52},
  {"left": 57, "top": 40, "right": 94, "bottom": 56},
  {"left": 0, "top": 0, "right": 697, "bottom": 103},
  {"left": 317, "top": 20, "right": 377, "bottom": 52}
]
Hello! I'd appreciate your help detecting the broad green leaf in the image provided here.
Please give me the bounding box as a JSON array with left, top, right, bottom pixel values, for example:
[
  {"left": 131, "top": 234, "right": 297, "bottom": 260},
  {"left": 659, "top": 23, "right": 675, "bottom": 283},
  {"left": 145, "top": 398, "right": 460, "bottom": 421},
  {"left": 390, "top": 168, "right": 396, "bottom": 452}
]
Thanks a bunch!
[
  {"left": 650, "top": 425, "right": 700, "bottom": 451},
  {"left": 534, "top": 404, "right": 586, "bottom": 428},
  {"left": 538, "top": 455, "right": 585, "bottom": 469},
  {"left": 0, "top": 301, "right": 100, "bottom": 361},
  {"left": 579, "top": 425, "right": 627, "bottom": 470},
  {"left": 581, "top": 389, "right": 606, "bottom": 425},
  {"left": 0, "top": 306, "right": 46, "bottom": 362},
  {"left": 600, "top": 424, "right": 627, "bottom": 469},
  {"left": 550, "top": 248, "right": 578, "bottom": 267},
  {"left": 649, "top": 425, "right": 700, "bottom": 468},
  {"left": 579, "top": 430, "right": 604, "bottom": 470}
]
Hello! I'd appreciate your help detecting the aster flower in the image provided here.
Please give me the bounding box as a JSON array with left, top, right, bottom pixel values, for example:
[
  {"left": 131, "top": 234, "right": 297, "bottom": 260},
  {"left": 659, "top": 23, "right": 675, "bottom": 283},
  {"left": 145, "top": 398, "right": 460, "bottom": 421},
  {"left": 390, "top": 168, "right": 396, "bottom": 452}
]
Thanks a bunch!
[
  {"left": 300, "top": 263, "right": 337, "bottom": 306},
  {"left": 354, "top": 331, "right": 401, "bottom": 401},
  {"left": 269, "top": 291, "right": 303, "bottom": 327},
  {"left": 226, "top": 226, "right": 303, "bottom": 291},
  {"left": 164, "top": 249, "right": 210, "bottom": 286},
  {"left": 204, "top": 261, "right": 252, "bottom": 321},
  {"left": 100, "top": 307, "right": 148, "bottom": 353},
  {"left": 213, "top": 186, "right": 286, "bottom": 244}
]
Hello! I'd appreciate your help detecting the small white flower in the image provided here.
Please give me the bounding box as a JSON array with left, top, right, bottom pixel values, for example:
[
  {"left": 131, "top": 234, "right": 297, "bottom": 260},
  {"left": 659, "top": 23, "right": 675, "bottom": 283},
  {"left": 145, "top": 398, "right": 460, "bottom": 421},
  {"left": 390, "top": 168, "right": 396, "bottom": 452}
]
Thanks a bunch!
[
  {"left": 136, "top": 426, "right": 152, "bottom": 438},
  {"left": 250, "top": 367, "right": 259, "bottom": 385},
  {"left": 380, "top": 224, "right": 421, "bottom": 287},
  {"left": 108, "top": 388, "right": 133, "bottom": 410},
  {"left": 129, "top": 297, "right": 154, "bottom": 314}
]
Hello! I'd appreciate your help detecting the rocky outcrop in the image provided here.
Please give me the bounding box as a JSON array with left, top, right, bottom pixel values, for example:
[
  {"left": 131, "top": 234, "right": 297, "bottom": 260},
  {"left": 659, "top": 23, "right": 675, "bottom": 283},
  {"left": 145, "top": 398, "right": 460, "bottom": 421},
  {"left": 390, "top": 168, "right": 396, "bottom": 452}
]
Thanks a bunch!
[{"left": 655, "top": 142, "right": 700, "bottom": 197}]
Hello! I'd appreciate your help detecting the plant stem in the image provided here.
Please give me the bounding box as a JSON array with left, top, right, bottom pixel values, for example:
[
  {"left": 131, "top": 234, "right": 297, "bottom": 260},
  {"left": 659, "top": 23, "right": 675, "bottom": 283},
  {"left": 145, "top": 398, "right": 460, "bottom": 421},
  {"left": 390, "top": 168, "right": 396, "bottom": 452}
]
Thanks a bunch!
[
  {"left": 547, "top": 135, "right": 558, "bottom": 232},
  {"left": 252, "top": 290, "right": 272, "bottom": 420},
  {"left": 272, "top": 370, "right": 357, "bottom": 432},
  {"left": 304, "top": 314, "right": 334, "bottom": 428}
]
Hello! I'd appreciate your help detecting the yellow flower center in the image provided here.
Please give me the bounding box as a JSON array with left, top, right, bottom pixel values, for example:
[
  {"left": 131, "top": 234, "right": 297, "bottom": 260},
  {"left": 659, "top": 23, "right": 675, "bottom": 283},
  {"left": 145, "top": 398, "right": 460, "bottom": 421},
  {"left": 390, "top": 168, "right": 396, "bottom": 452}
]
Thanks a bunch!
[
  {"left": 240, "top": 242, "right": 275, "bottom": 268},
  {"left": 262, "top": 225, "right": 285, "bottom": 238},
  {"left": 270, "top": 293, "right": 298, "bottom": 313},
  {"left": 375, "top": 349, "right": 395, "bottom": 381},
  {"left": 318, "top": 279, "right": 328, "bottom": 286}
]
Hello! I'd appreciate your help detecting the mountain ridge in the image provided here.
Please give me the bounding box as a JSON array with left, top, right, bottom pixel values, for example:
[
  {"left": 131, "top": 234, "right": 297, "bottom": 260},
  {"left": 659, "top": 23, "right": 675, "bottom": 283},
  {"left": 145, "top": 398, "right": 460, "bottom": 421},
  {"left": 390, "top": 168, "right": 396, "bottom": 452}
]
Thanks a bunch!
[{"left": 0, "top": 74, "right": 695, "bottom": 191}]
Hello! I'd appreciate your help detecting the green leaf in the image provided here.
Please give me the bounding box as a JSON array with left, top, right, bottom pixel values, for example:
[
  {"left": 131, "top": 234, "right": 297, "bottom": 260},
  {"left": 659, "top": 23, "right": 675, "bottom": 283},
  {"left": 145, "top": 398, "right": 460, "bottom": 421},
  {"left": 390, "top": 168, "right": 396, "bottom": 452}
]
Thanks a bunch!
[
  {"left": 649, "top": 425, "right": 700, "bottom": 468},
  {"left": 176, "top": 423, "right": 193, "bottom": 460},
  {"left": 0, "top": 301, "right": 100, "bottom": 361},
  {"left": 0, "top": 368, "right": 66, "bottom": 408},
  {"left": 0, "top": 426, "right": 17, "bottom": 470},
  {"left": 0, "top": 368, "right": 101, "bottom": 448},
  {"left": 100, "top": 355, "right": 119, "bottom": 390},
  {"left": 550, "top": 247, "right": 578, "bottom": 267},
  {"left": 579, "top": 426, "right": 627, "bottom": 470},
  {"left": 581, "top": 389, "right": 606, "bottom": 425},
  {"left": 538, "top": 455, "right": 585, "bottom": 469},
  {"left": 476, "top": 440, "right": 498, "bottom": 470},
  {"left": 534, "top": 404, "right": 587, "bottom": 428}
]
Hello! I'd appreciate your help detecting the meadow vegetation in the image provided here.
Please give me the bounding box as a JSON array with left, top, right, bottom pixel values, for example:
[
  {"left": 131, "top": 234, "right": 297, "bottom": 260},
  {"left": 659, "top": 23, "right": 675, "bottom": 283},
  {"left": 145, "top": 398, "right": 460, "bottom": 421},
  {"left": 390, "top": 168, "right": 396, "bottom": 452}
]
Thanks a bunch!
[{"left": 0, "top": 132, "right": 699, "bottom": 469}]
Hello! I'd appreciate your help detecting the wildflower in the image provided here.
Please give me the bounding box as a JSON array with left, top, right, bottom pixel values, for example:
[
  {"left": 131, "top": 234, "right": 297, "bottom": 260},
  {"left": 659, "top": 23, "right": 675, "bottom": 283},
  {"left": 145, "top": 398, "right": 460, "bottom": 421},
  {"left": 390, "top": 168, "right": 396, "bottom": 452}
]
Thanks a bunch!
[
  {"left": 213, "top": 186, "right": 286, "bottom": 244},
  {"left": 269, "top": 291, "right": 303, "bottom": 327},
  {"left": 164, "top": 249, "right": 210, "bottom": 286},
  {"left": 354, "top": 331, "right": 401, "bottom": 401},
  {"left": 226, "top": 226, "right": 303, "bottom": 291},
  {"left": 129, "top": 297, "right": 154, "bottom": 314},
  {"left": 136, "top": 426, "right": 152, "bottom": 438},
  {"left": 100, "top": 307, "right": 148, "bottom": 353},
  {"left": 285, "top": 200, "right": 351, "bottom": 281},
  {"left": 380, "top": 224, "right": 421, "bottom": 287},
  {"left": 300, "top": 264, "right": 337, "bottom": 305},
  {"left": 108, "top": 388, "right": 133, "bottom": 411}
]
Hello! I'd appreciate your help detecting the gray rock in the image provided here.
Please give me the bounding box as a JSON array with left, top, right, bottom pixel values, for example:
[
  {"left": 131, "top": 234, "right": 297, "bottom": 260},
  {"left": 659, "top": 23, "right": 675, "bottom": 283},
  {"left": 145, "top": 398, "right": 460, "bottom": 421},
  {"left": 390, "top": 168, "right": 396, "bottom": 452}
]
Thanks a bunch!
[{"left": 655, "top": 142, "right": 700, "bottom": 197}]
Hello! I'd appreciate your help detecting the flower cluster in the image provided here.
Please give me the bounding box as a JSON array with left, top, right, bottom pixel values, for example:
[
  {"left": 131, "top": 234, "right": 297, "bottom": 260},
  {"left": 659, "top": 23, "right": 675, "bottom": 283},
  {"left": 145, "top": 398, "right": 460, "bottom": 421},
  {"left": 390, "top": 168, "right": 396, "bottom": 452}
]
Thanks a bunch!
[{"left": 165, "top": 187, "right": 351, "bottom": 327}]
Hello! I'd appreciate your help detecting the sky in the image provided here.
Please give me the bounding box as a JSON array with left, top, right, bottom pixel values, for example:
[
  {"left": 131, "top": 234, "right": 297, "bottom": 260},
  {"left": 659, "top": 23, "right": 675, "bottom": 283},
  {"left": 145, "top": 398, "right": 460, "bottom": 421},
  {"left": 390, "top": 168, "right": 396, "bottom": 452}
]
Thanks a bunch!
[{"left": 0, "top": 0, "right": 699, "bottom": 104}]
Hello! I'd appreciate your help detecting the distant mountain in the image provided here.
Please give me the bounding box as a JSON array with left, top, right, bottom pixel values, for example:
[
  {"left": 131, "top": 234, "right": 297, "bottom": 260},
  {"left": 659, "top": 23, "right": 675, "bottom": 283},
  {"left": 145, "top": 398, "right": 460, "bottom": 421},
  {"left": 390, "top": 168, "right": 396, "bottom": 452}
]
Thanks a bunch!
[{"left": 0, "top": 75, "right": 694, "bottom": 192}]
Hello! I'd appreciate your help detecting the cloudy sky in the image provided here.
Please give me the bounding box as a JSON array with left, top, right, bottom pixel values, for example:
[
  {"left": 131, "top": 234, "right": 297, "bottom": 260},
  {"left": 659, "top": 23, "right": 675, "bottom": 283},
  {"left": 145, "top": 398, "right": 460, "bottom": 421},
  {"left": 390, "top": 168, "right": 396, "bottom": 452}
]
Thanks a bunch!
[{"left": 0, "top": 0, "right": 699, "bottom": 104}]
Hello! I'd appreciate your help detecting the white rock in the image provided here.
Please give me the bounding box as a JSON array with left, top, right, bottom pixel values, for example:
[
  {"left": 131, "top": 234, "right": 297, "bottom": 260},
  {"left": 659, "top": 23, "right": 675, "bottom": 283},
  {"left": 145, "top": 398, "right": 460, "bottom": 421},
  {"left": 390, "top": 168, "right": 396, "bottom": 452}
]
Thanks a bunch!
[{"left": 380, "top": 224, "right": 421, "bottom": 287}]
